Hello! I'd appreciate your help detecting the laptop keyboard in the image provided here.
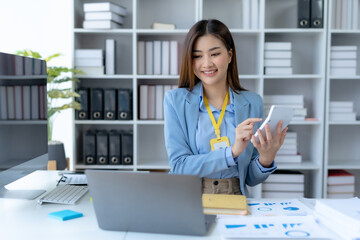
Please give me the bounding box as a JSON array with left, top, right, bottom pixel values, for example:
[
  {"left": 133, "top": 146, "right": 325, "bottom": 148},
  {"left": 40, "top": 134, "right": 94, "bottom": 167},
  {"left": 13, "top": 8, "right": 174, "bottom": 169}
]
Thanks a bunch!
[{"left": 38, "top": 185, "right": 88, "bottom": 205}]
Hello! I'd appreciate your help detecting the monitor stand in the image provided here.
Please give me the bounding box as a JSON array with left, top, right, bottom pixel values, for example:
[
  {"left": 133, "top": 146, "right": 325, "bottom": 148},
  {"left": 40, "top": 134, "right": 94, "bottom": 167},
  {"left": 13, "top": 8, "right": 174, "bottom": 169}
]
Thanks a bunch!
[{"left": 0, "top": 187, "right": 45, "bottom": 200}]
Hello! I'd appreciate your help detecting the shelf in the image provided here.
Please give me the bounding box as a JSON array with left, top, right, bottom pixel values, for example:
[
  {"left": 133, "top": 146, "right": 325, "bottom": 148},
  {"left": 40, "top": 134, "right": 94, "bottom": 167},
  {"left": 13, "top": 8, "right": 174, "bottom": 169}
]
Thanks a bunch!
[
  {"left": 265, "top": 29, "right": 325, "bottom": 34},
  {"left": 327, "top": 159, "right": 360, "bottom": 170},
  {"left": 329, "top": 121, "right": 360, "bottom": 125},
  {"left": 276, "top": 162, "right": 320, "bottom": 170},
  {"left": 136, "top": 120, "right": 164, "bottom": 125},
  {"left": 136, "top": 75, "right": 179, "bottom": 79},
  {"left": 263, "top": 74, "right": 322, "bottom": 79},
  {"left": 75, "top": 74, "right": 134, "bottom": 79},
  {"left": 329, "top": 76, "right": 360, "bottom": 80},
  {"left": 75, "top": 164, "right": 135, "bottom": 170},
  {"left": 136, "top": 164, "right": 170, "bottom": 170},
  {"left": 0, "top": 75, "right": 47, "bottom": 80},
  {"left": 330, "top": 30, "right": 360, "bottom": 34},
  {"left": 75, "top": 120, "right": 134, "bottom": 125},
  {"left": 0, "top": 120, "right": 47, "bottom": 125},
  {"left": 136, "top": 29, "right": 188, "bottom": 34},
  {"left": 74, "top": 28, "right": 133, "bottom": 34}
]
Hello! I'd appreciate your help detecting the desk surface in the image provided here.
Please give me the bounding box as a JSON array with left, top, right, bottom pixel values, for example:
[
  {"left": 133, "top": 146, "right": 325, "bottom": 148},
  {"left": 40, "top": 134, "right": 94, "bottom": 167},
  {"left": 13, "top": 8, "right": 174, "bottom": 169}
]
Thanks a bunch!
[{"left": 0, "top": 171, "right": 337, "bottom": 240}]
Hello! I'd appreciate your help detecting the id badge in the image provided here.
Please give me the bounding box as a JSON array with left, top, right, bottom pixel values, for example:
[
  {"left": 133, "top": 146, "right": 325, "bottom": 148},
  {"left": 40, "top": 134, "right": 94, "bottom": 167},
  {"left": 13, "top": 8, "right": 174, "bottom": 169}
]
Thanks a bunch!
[{"left": 210, "top": 136, "right": 230, "bottom": 151}]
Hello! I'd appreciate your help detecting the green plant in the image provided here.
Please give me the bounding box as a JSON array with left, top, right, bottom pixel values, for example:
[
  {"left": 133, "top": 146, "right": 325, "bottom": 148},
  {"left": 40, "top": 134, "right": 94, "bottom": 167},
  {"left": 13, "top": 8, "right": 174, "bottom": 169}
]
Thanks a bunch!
[{"left": 16, "top": 49, "right": 83, "bottom": 141}]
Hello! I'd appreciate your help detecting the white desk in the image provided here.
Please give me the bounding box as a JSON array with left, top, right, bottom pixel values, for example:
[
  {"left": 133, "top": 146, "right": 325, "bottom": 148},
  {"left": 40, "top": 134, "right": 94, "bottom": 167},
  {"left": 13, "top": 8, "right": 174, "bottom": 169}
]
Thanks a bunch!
[
  {"left": 0, "top": 171, "right": 337, "bottom": 240},
  {"left": 0, "top": 171, "right": 222, "bottom": 240}
]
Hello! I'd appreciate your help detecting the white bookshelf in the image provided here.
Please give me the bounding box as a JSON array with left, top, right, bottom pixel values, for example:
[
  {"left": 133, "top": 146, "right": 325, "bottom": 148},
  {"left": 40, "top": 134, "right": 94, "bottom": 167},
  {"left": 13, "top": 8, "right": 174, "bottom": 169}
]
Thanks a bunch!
[
  {"left": 71, "top": 0, "right": 357, "bottom": 199},
  {"left": 323, "top": 0, "right": 360, "bottom": 198}
]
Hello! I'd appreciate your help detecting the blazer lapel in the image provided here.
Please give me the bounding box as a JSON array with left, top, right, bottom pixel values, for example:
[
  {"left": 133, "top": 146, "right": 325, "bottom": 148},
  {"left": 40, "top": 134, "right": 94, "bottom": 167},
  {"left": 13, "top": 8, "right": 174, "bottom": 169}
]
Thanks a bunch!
[{"left": 233, "top": 91, "right": 250, "bottom": 125}]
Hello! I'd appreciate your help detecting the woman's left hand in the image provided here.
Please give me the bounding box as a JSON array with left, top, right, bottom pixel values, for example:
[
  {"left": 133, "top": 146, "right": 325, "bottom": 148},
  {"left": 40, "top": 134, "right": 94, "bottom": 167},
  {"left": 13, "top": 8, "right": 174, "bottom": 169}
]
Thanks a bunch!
[{"left": 251, "top": 120, "right": 288, "bottom": 168}]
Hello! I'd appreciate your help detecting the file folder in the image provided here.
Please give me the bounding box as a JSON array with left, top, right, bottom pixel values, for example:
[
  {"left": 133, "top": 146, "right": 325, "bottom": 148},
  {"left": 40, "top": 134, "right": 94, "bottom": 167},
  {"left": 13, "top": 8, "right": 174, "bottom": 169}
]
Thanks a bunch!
[
  {"left": 121, "top": 131, "right": 133, "bottom": 165},
  {"left": 104, "top": 88, "right": 116, "bottom": 120},
  {"left": 117, "top": 88, "right": 132, "bottom": 120},
  {"left": 84, "top": 130, "right": 96, "bottom": 165},
  {"left": 75, "top": 88, "right": 89, "bottom": 120},
  {"left": 298, "top": 0, "right": 310, "bottom": 28},
  {"left": 96, "top": 130, "right": 109, "bottom": 165},
  {"left": 109, "top": 130, "right": 121, "bottom": 165},
  {"left": 90, "top": 88, "right": 103, "bottom": 120},
  {"left": 310, "top": 0, "right": 323, "bottom": 28}
]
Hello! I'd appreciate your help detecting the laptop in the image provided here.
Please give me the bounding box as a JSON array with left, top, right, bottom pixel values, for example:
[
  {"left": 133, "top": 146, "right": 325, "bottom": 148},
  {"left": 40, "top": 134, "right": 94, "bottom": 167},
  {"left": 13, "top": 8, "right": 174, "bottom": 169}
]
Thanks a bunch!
[{"left": 85, "top": 170, "right": 216, "bottom": 236}]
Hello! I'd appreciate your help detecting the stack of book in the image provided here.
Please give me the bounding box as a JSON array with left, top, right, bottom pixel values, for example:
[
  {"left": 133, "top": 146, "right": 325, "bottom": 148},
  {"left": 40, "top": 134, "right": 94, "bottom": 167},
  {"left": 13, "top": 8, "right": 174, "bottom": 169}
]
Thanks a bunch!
[
  {"left": 274, "top": 132, "right": 302, "bottom": 164},
  {"left": 83, "top": 2, "right": 127, "bottom": 29},
  {"left": 137, "top": 40, "right": 179, "bottom": 75},
  {"left": 262, "top": 170, "right": 305, "bottom": 198},
  {"left": 139, "top": 84, "right": 177, "bottom": 120},
  {"left": 330, "top": 46, "right": 357, "bottom": 76},
  {"left": 314, "top": 198, "right": 360, "bottom": 240},
  {"left": 329, "top": 101, "right": 356, "bottom": 121},
  {"left": 75, "top": 49, "right": 104, "bottom": 75},
  {"left": 264, "top": 42, "right": 293, "bottom": 75},
  {"left": 263, "top": 95, "right": 307, "bottom": 121},
  {"left": 202, "top": 194, "right": 247, "bottom": 215},
  {"left": 327, "top": 170, "right": 355, "bottom": 198},
  {"left": 333, "top": 0, "right": 358, "bottom": 30}
]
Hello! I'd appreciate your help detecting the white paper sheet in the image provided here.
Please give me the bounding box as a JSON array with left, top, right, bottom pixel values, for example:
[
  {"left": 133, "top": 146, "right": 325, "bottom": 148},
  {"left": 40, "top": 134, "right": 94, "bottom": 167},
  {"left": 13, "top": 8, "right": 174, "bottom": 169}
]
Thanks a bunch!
[{"left": 218, "top": 215, "right": 331, "bottom": 239}]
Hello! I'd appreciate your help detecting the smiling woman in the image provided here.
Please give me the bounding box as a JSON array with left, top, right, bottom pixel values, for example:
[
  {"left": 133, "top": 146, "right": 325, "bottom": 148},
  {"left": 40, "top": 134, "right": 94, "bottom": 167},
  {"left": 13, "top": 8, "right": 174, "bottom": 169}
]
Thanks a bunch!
[{"left": 163, "top": 19, "right": 288, "bottom": 196}]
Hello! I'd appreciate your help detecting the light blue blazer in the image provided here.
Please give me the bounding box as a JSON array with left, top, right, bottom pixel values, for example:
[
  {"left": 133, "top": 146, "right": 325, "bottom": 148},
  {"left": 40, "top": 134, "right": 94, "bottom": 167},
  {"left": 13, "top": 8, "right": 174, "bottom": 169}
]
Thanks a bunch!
[{"left": 164, "top": 82, "right": 275, "bottom": 196}]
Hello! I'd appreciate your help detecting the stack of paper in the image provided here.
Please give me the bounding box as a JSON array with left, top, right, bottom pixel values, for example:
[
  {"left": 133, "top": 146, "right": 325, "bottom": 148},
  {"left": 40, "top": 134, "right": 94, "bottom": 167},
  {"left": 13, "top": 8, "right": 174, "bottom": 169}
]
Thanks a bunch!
[
  {"left": 329, "top": 101, "right": 357, "bottom": 121},
  {"left": 327, "top": 170, "right": 355, "bottom": 198},
  {"left": 264, "top": 42, "right": 293, "bottom": 75},
  {"left": 263, "top": 95, "right": 307, "bottom": 121},
  {"left": 83, "top": 2, "right": 127, "bottom": 29},
  {"left": 330, "top": 46, "right": 358, "bottom": 76},
  {"left": 262, "top": 170, "right": 305, "bottom": 198},
  {"left": 75, "top": 49, "right": 104, "bottom": 75},
  {"left": 314, "top": 197, "right": 360, "bottom": 240},
  {"left": 274, "top": 132, "right": 302, "bottom": 164}
]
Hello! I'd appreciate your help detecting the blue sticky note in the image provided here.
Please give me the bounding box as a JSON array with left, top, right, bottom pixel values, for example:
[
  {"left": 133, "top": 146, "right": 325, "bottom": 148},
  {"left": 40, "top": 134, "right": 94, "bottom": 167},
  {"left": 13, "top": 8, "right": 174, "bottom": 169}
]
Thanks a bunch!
[{"left": 48, "top": 210, "right": 83, "bottom": 221}]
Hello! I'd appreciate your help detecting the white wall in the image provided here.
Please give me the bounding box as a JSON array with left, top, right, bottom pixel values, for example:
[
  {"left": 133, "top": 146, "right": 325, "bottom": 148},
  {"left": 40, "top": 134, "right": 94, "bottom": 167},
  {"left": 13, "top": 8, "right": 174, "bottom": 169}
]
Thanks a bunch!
[{"left": 0, "top": 0, "right": 74, "bottom": 159}]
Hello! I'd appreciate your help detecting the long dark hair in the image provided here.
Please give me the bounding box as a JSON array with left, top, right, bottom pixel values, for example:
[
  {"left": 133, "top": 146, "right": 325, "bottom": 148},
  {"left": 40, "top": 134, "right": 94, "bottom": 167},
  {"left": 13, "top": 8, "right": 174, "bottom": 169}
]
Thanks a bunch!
[{"left": 178, "top": 19, "right": 246, "bottom": 93}]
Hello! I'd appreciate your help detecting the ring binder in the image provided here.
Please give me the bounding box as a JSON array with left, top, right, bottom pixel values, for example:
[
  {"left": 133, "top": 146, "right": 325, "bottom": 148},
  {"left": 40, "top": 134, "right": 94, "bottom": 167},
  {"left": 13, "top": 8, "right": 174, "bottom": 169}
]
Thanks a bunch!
[
  {"left": 84, "top": 130, "right": 96, "bottom": 165},
  {"left": 90, "top": 88, "right": 103, "bottom": 120},
  {"left": 298, "top": 0, "right": 310, "bottom": 28}
]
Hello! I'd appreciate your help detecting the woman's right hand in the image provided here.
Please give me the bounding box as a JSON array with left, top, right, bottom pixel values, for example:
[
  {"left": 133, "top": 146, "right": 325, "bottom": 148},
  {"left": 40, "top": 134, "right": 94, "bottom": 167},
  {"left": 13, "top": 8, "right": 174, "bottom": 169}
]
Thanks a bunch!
[{"left": 231, "top": 118, "right": 262, "bottom": 158}]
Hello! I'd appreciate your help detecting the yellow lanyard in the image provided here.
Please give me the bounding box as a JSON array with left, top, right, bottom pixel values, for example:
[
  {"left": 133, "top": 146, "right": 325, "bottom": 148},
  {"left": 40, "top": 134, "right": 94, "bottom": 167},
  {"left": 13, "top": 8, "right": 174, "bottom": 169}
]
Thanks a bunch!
[{"left": 203, "top": 90, "right": 229, "bottom": 139}]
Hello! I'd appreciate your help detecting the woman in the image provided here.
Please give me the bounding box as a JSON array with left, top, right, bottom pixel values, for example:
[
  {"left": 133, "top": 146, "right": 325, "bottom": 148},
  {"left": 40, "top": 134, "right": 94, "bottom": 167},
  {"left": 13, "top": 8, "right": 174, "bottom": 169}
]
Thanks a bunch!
[{"left": 164, "top": 19, "right": 287, "bottom": 196}]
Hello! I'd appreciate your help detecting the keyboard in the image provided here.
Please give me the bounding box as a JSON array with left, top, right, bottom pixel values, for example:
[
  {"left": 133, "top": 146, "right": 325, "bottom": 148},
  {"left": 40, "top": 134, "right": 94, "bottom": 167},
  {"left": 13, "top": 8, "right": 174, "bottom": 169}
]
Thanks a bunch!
[{"left": 38, "top": 185, "right": 88, "bottom": 205}]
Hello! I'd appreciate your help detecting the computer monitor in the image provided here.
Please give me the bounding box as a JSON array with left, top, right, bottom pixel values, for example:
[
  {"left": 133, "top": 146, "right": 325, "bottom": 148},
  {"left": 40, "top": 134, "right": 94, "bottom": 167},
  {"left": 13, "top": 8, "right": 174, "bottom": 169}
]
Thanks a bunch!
[{"left": 0, "top": 52, "right": 48, "bottom": 199}]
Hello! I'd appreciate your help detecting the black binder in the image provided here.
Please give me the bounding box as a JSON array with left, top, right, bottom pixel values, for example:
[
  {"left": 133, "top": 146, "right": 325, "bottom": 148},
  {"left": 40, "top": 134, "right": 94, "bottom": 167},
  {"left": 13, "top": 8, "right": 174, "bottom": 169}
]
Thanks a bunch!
[
  {"left": 310, "top": 0, "right": 323, "bottom": 28},
  {"left": 109, "top": 130, "right": 121, "bottom": 165},
  {"left": 117, "top": 89, "right": 132, "bottom": 120},
  {"left": 84, "top": 130, "right": 96, "bottom": 165},
  {"left": 298, "top": 0, "right": 310, "bottom": 28},
  {"left": 121, "top": 131, "right": 133, "bottom": 165},
  {"left": 96, "top": 130, "right": 109, "bottom": 165},
  {"left": 75, "top": 88, "right": 89, "bottom": 120},
  {"left": 104, "top": 89, "right": 116, "bottom": 120},
  {"left": 90, "top": 88, "right": 103, "bottom": 120}
]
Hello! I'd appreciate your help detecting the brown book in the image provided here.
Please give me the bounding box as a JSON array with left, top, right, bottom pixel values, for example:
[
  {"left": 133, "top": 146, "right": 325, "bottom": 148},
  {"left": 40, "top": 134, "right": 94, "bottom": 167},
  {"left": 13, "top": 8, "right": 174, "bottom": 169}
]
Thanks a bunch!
[{"left": 202, "top": 194, "right": 248, "bottom": 215}]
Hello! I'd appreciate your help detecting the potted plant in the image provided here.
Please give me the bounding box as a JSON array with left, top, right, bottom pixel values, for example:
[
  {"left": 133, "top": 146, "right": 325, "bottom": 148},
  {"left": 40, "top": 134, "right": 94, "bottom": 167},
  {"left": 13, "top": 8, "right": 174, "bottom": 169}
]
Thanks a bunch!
[{"left": 16, "top": 49, "right": 83, "bottom": 169}]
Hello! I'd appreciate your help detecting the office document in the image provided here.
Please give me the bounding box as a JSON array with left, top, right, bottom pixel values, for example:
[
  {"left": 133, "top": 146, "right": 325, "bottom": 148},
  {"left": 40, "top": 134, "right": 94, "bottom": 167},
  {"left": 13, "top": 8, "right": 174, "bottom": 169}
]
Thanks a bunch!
[{"left": 218, "top": 215, "right": 331, "bottom": 239}]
